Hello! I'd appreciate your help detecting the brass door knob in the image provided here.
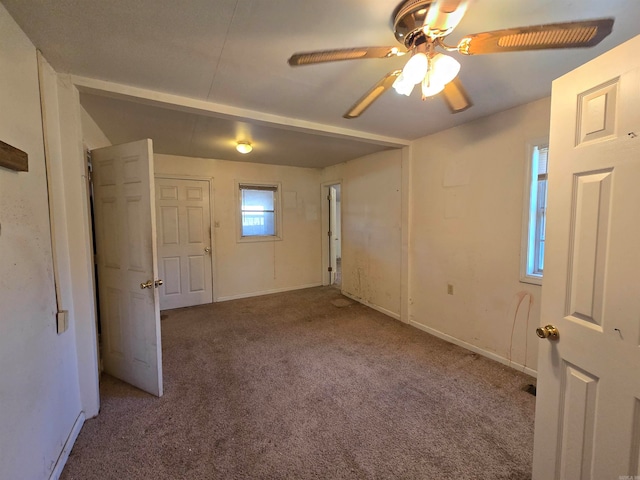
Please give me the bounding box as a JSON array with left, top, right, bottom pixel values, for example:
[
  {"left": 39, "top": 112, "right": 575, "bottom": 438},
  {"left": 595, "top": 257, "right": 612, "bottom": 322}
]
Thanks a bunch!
[
  {"left": 204, "top": 247, "right": 211, "bottom": 254},
  {"left": 141, "top": 279, "right": 163, "bottom": 289},
  {"left": 536, "top": 325, "right": 559, "bottom": 340}
]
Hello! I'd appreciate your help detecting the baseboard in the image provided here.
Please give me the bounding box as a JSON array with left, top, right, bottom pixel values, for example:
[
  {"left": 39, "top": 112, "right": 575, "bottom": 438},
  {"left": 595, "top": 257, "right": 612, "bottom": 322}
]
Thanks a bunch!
[
  {"left": 409, "top": 321, "right": 537, "bottom": 378},
  {"left": 50, "top": 411, "right": 85, "bottom": 480},
  {"left": 217, "top": 283, "right": 323, "bottom": 302},
  {"left": 341, "top": 291, "right": 401, "bottom": 321},
  {"left": 216, "top": 285, "right": 535, "bottom": 377}
]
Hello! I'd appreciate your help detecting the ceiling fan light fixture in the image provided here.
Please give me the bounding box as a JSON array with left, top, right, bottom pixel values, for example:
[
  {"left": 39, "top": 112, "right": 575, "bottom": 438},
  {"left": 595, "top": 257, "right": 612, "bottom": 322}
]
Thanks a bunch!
[
  {"left": 430, "top": 53, "right": 461, "bottom": 86},
  {"left": 421, "top": 77, "right": 445, "bottom": 97},
  {"left": 236, "top": 141, "right": 253, "bottom": 154},
  {"left": 401, "top": 52, "right": 429, "bottom": 85},
  {"left": 392, "top": 73, "right": 415, "bottom": 96}
]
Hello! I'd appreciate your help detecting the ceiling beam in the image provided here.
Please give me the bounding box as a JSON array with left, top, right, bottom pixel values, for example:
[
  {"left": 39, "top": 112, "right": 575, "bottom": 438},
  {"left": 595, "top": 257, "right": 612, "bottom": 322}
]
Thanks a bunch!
[{"left": 71, "top": 76, "right": 411, "bottom": 148}]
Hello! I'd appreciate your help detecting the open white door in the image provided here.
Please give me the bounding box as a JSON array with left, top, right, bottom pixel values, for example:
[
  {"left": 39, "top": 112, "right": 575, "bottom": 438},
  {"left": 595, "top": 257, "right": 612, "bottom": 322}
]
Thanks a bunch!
[
  {"left": 92, "top": 139, "right": 163, "bottom": 397},
  {"left": 533, "top": 37, "right": 640, "bottom": 478}
]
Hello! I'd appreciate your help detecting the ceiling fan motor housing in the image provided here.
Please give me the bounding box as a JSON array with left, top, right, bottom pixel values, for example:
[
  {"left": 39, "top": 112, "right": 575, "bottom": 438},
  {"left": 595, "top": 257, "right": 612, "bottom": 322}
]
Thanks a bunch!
[{"left": 393, "top": 0, "right": 436, "bottom": 47}]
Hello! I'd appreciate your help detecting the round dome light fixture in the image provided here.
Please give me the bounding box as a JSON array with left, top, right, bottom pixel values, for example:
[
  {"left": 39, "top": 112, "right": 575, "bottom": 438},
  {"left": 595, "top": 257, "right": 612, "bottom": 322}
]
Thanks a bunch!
[{"left": 236, "top": 141, "right": 253, "bottom": 154}]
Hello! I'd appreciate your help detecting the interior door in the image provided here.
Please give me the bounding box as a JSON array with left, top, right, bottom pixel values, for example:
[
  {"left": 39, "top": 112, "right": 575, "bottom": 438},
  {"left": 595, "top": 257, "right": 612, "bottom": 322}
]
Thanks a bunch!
[
  {"left": 155, "top": 177, "right": 213, "bottom": 310},
  {"left": 92, "top": 139, "right": 163, "bottom": 397},
  {"left": 532, "top": 37, "right": 640, "bottom": 479}
]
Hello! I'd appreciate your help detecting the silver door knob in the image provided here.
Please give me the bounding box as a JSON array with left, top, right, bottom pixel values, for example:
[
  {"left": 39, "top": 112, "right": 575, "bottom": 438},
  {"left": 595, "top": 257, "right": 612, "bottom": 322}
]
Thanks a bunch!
[
  {"left": 204, "top": 247, "right": 211, "bottom": 254},
  {"left": 536, "top": 325, "right": 559, "bottom": 340}
]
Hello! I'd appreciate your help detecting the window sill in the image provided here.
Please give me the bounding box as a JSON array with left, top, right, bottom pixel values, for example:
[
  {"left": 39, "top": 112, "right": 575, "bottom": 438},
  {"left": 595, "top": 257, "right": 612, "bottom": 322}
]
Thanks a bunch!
[
  {"left": 237, "top": 235, "right": 282, "bottom": 244},
  {"left": 520, "top": 273, "right": 542, "bottom": 286}
]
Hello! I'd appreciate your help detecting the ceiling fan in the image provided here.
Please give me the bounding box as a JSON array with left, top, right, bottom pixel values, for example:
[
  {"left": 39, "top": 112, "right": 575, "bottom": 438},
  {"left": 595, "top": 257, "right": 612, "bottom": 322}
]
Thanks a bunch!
[{"left": 287, "top": 0, "right": 614, "bottom": 119}]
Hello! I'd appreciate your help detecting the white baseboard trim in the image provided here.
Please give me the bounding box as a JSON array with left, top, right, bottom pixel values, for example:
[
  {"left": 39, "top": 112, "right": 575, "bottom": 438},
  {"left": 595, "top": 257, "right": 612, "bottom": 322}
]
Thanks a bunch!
[
  {"left": 50, "top": 411, "right": 85, "bottom": 480},
  {"left": 409, "top": 321, "right": 537, "bottom": 378},
  {"left": 217, "top": 283, "right": 323, "bottom": 302},
  {"left": 341, "top": 291, "right": 401, "bottom": 321}
]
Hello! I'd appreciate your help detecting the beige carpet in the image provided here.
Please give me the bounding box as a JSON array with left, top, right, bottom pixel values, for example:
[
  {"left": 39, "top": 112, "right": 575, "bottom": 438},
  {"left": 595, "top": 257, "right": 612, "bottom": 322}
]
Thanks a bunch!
[{"left": 62, "top": 287, "right": 535, "bottom": 480}]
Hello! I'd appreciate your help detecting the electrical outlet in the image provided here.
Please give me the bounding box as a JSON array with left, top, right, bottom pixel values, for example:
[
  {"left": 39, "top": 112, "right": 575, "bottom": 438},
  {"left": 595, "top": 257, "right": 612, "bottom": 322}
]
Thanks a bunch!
[{"left": 447, "top": 284, "right": 454, "bottom": 295}]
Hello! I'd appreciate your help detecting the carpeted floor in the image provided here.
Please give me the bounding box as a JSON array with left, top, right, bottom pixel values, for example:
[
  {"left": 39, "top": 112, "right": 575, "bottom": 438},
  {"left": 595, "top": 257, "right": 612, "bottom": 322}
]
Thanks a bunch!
[{"left": 61, "top": 287, "right": 536, "bottom": 480}]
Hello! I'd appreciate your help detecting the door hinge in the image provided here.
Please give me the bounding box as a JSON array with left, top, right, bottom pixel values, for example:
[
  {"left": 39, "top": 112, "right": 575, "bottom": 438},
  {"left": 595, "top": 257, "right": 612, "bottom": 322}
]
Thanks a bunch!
[
  {"left": 328, "top": 266, "right": 333, "bottom": 272},
  {"left": 328, "top": 231, "right": 332, "bottom": 237},
  {"left": 327, "top": 194, "right": 331, "bottom": 201}
]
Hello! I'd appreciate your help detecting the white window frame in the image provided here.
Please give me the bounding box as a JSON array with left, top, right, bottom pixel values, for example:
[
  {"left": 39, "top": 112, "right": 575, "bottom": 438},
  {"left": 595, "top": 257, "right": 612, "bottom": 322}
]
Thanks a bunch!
[
  {"left": 236, "top": 181, "right": 282, "bottom": 243},
  {"left": 520, "top": 142, "right": 549, "bottom": 285}
]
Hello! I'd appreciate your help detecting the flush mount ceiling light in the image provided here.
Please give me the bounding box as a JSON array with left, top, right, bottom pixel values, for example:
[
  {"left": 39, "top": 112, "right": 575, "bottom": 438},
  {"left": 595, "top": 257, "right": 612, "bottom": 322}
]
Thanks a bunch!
[
  {"left": 287, "top": 0, "right": 614, "bottom": 118},
  {"left": 236, "top": 141, "right": 253, "bottom": 154}
]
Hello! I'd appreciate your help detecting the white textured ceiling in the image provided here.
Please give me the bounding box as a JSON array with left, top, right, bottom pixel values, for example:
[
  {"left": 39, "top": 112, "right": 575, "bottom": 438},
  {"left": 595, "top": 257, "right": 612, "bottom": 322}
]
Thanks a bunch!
[{"left": 4, "top": 0, "right": 640, "bottom": 167}]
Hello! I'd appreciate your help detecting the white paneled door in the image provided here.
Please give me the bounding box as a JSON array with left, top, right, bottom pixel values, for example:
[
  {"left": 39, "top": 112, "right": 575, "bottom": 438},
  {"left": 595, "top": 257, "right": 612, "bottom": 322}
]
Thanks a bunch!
[
  {"left": 532, "top": 37, "right": 640, "bottom": 478},
  {"left": 155, "top": 177, "right": 213, "bottom": 310},
  {"left": 92, "top": 139, "right": 163, "bottom": 397}
]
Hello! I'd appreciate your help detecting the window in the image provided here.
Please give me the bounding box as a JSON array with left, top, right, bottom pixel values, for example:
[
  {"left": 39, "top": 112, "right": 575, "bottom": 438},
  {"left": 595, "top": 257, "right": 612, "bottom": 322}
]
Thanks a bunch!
[
  {"left": 521, "top": 144, "right": 549, "bottom": 285},
  {"left": 238, "top": 183, "right": 281, "bottom": 240}
]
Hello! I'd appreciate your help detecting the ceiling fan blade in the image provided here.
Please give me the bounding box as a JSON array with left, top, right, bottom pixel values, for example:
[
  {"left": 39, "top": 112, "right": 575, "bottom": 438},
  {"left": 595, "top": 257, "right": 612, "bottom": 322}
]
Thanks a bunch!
[
  {"left": 343, "top": 70, "right": 402, "bottom": 119},
  {"left": 441, "top": 78, "right": 472, "bottom": 113},
  {"left": 288, "top": 47, "right": 405, "bottom": 66},
  {"left": 457, "top": 18, "right": 614, "bottom": 55},
  {"left": 424, "top": 0, "right": 469, "bottom": 38}
]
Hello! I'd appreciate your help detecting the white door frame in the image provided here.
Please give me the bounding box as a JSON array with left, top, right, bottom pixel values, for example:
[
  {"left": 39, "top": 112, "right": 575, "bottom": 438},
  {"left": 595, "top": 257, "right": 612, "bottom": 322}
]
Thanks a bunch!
[
  {"left": 321, "top": 180, "right": 342, "bottom": 286},
  {"left": 154, "top": 174, "right": 217, "bottom": 302}
]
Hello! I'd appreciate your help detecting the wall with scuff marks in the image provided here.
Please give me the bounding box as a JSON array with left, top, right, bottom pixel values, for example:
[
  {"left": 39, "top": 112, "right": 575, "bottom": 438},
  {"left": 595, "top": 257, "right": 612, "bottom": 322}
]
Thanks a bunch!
[
  {"left": 154, "top": 154, "right": 322, "bottom": 301},
  {"left": 322, "top": 149, "right": 403, "bottom": 318},
  {"left": 408, "top": 97, "right": 550, "bottom": 375},
  {"left": 0, "top": 4, "right": 84, "bottom": 478}
]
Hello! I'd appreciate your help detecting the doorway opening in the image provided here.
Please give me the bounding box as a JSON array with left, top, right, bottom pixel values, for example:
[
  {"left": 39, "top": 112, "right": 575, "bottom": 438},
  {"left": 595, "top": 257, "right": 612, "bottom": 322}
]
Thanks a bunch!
[
  {"left": 323, "top": 182, "right": 342, "bottom": 288},
  {"left": 85, "top": 148, "right": 103, "bottom": 374}
]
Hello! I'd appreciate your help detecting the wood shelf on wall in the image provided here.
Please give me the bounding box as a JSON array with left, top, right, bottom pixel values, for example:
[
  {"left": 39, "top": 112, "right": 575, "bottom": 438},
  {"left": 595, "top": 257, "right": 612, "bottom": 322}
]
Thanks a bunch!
[{"left": 0, "top": 140, "right": 28, "bottom": 172}]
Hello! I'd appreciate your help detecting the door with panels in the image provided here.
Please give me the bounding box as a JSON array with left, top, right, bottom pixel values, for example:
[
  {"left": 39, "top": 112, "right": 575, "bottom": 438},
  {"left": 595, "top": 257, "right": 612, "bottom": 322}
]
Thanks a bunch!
[
  {"left": 155, "top": 177, "right": 213, "bottom": 310},
  {"left": 92, "top": 139, "right": 163, "bottom": 397},
  {"left": 532, "top": 36, "right": 640, "bottom": 479}
]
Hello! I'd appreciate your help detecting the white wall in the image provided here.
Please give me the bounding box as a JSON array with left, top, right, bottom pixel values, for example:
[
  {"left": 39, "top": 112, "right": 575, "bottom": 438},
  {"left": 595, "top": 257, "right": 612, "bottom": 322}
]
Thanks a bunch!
[
  {"left": 81, "top": 105, "right": 112, "bottom": 149},
  {"left": 56, "top": 77, "right": 101, "bottom": 419},
  {"left": 408, "top": 97, "right": 551, "bottom": 375},
  {"left": 154, "top": 154, "right": 322, "bottom": 300},
  {"left": 322, "top": 149, "right": 403, "bottom": 319},
  {"left": 0, "top": 5, "right": 86, "bottom": 479}
]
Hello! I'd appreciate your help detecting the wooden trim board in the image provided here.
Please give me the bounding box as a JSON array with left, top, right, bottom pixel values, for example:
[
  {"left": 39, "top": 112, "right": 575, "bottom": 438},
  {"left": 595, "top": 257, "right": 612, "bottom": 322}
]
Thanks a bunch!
[{"left": 0, "top": 140, "right": 28, "bottom": 172}]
